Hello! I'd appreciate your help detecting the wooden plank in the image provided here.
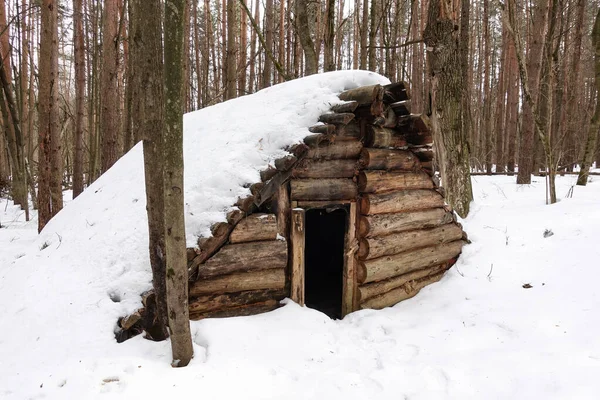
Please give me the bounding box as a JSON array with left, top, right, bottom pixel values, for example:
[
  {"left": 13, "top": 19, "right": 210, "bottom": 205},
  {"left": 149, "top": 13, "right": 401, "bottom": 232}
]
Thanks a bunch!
[
  {"left": 291, "top": 178, "right": 358, "bottom": 201},
  {"left": 342, "top": 202, "right": 358, "bottom": 317},
  {"left": 295, "top": 200, "right": 355, "bottom": 209},
  {"left": 290, "top": 208, "right": 306, "bottom": 305}
]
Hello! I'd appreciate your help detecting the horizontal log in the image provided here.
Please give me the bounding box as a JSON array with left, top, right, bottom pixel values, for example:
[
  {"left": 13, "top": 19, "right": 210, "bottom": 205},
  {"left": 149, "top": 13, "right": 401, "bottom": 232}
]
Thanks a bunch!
[
  {"left": 331, "top": 101, "right": 359, "bottom": 113},
  {"left": 360, "top": 270, "right": 447, "bottom": 310},
  {"left": 358, "top": 224, "right": 464, "bottom": 260},
  {"left": 306, "top": 140, "right": 363, "bottom": 160},
  {"left": 274, "top": 155, "right": 298, "bottom": 171},
  {"left": 383, "top": 82, "right": 410, "bottom": 103},
  {"left": 365, "top": 125, "right": 408, "bottom": 148},
  {"left": 292, "top": 159, "right": 358, "bottom": 178},
  {"left": 189, "top": 288, "right": 286, "bottom": 315},
  {"left": 304, "top": 133, "right": 334, "bottom": 147},
  {"left": 308, "top": 124, "right": 336, "bottom": 135},
  {"left": 290, "top": 178, "right": 358, "bottom": 201},
  {"left": 411, "top": 147, "right": 434, "bottom": 161},
  {"left": 189, "top": 269, "right": 286, "bottom": 296},
  {"left": 396, "top": 114, "right": 431, "bottom": 133},
  {"left": 357, "top": 240, "right": 464, "bottom": 283},
  {"left": 198, "top": 240, "right": 287, "bottom": 279},
  {"left": 358, "top": 208, "right": 456, "bottom": 237},
  {"left": 358, "top": 264, "right": 449, "bottom": 302},
  {"left": 318, "top": 112, "right": 355, "bottom": 125},
  {"left": 405, "top": 132, "right": 433, "bottom": 146},
  {"left": 339, "top": 84, "right": 383, "bottom": 105},
  {"left": 360, "top": 189, "right": 444, "bottom": 215},
  {"left": 335, "top": 121, "right": 362, "bottom": 140},
  {"left": 295, "top": 200, "right": 355, "bottom": 209},
  {"left": 359, "top": 148, "right": 419, "bottom": 170},
  {"left": 390, "top": 100, "right": 411, "bottom": 116},
  {"left": 189, "top": 300, "right": 280, "bottom": 321},
  {"left": 230, "top": 213, "right": 278, "bottom": 244},
  {"left": 255, "top": 168, "right": 292, "bottom": 206},
  {"left": 358, "top": 171, "right": 433, "bottom": 193}
]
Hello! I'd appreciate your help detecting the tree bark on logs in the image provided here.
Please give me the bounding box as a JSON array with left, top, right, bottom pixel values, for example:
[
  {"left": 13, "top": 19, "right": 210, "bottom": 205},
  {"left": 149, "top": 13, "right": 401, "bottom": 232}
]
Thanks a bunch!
[
  {"left": 189, "top": 288, "right": 286, "bottom": 314},
  {"left": 229, "top": 214, "right": 278, "bottom": 243},
  {"left": 360, "top": 189, "right": 444, "bottom": 215},
  {"left": 360, "top": 269, "right": 448, "bottom": 309},
  {"left": 357, "top": 171, "right": 434, "bottom": 193},
  {"left": 365, "top": 125, "right": 408, "bottom": 148},
  {"left": 318, "top": 112, "right": 355, "bottom": 125},
  {"left": 292, "top": 159, "right": 358, "bottom": 178},
  {"left": 331, "top": 101, "right": 359, "bottom": 113},
  {"left": 357, "top": 240, "right": 464, "bottom": 283},
  {"left": 358, "top": 208, "right": 455, "bottom": 237},
  {"left": 358, "top": 224, "right": 464, "bottom": 260},
  {"left": 189, "top": 269, "right": 286, "bottom": 296},
  {"left": 291, "top": 179, "right": 358, "bottom": 201},
  {"left": 358, "top": 264, "right": 449, "bottom": 302},
  {"left": 190, "top": 299, "right": 280, "bottom": 320},
  {"left": 339, "top": 84, "right": 384, "bottom": 106},
  {"left": 359, "top": 148, "right": 420, "bottom": 170},
  {"left": 306, "top": 141, "right": 363, "bottom": 160},
  {"left": 197, "top": 240, "right": 287, "bottom": 279}
]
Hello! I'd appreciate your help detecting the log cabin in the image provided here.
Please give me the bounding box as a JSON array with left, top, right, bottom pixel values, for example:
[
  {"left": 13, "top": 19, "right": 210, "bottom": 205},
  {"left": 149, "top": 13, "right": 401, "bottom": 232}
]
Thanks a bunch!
[{"left": 182, "top": 81, "right": 468, "bottom": 321}]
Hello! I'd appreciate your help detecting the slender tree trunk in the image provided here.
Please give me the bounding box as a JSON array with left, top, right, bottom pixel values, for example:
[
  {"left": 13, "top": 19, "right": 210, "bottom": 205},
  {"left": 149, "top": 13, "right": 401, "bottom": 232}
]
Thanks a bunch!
[
  {"left": 360, "top": 0, "right": 368, "bottom": 69},
  {"left": 239, "top": 0, "right": 248, "bottom": 94},
  {"left": 495, "top": 27, "right": 508, "bottom": 173},
  {"left": 101, "top": 0, "right": 120, "bottom": 173},
  {"left": 506, "top": 39, "right": 518, "bottom": 175},
  {"left": 73, "top": 0, "right": 86, "bottom": 198},
  {"left": 164, "top": 0, "right": 194, "bottom": 367},
  {"left": 368, "top": 0, "right": 378, "bottom": 71},
  {"left": 424, "top": 0, "right": 473, "bottom": 217},
  {"left": 225, "top": 0, "right": 237, "bottom": 100},
  {"left": 324, "top": 0, "right": 335, "bottom": 71},
  {"left": 295, "top": 0, "right": 318, "bottom": 75},
  {"left": 263, "top": 0, "right": 274, "bottom": 87}
]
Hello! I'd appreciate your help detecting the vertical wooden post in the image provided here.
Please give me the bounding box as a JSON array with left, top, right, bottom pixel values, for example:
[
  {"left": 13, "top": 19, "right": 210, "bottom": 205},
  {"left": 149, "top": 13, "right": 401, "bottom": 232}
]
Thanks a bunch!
[
  {"left": 276, "top": 182, "right": 290, "bottom": 238},
  {"left": 342, "top": 202, "right": 358, "bottom": 317},
  {"left": 290, "top": 208, "right": 305, "bottom": 306}
]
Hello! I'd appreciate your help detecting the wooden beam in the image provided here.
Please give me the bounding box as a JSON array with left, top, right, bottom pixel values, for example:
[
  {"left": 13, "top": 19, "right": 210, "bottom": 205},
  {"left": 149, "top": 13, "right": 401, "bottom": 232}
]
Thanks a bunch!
[
  {"left": 342, "top": 202, "right": 358, "bottom": 317},
  {"left": 290, "top": 208, "right": 306, "bottom": 305}
]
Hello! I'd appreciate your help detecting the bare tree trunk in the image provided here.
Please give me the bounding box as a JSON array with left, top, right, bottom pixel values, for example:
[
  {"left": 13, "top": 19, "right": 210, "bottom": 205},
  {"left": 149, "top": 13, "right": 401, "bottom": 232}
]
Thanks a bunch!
[
  {"left": 506, "top": 39, "right": 518, "bottom": 175},
  {"left": 263, "top": 0, "right": 274, "bottom": 87},
  {"left": 577, "top": 8, "right": 600, "bottom": 186},
  {"left": 424, "top": 0, "right": 473, "bottom": 217},
  {"left": 73, "top": 0, "right": 85, "bottom": 198},
  {"left": 295, "top": 0, "right": 318, "bottom": 75},
  {"left": 225, "top": 0, "right": 238, "bottom": 100},
  {"left": 483, "top": 0, "right": 492, "bottom": 174},
  {"left": 324, "top": 0, "right": 335, "bottom": 71},
  {"left": 368, "top": 0, "right": 378, "bottom": 71},
  {"left": 495, "top": 27, "right": 508, "bottom": 173},
  {"left": 164, "top": 0, "right": 194, "bottom": 367},
  {"left": 360, "top": 0, "right": 368, "bottom": 69},
  {"left": 239, "top": 0, "right": 248, "bottom": 94},
  {"left": 101, "top": 0, "right": 120, "bottom": 173}
]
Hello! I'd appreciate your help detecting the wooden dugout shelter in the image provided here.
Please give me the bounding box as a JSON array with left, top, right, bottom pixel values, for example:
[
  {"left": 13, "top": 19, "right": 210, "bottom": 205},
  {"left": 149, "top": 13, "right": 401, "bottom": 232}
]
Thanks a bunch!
[{"left": 180, "top": 81, "right": 468, "bottom": 321}]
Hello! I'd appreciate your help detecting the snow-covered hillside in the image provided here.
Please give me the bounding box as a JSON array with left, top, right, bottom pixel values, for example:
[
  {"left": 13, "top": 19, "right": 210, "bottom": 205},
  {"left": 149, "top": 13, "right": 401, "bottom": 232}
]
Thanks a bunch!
[{"left": 1, "top": 70, "right": 599, "bottom": 399}]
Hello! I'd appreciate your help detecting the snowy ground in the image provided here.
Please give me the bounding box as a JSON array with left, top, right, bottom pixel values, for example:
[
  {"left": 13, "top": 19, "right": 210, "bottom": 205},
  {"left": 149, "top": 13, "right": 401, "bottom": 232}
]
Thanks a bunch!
[{"left": 1, "top": 174, "right": 599, "bottom": 399}]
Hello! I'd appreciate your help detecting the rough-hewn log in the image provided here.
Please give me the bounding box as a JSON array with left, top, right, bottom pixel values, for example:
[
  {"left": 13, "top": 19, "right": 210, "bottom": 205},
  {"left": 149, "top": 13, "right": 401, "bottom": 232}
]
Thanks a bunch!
[
  {"left": 383, "top": 82, "right": 410, "bottom": 103},
  {"left": 365, "top": 125, "right": 408, "bottom": 148},
  {"left": 189, "top": 288, "right": 286, "bottom": 315},
  {"left": 358, "top": 264, "right": 449, "bottom": 302},
  {"left": 197, "top": 240, "right": 287, "bottom": 279},
  {"left": 189, "top": 269, "right": 286, "bottom": 296},
  {"left": 359, "top": 148, "right": 420, "bottom": 170},
  {"left": 285, "top": 143, "right": 310, "bottom": 158},
  {"left": 360, "top": 189, "right": 444, "bottom": 215},
  {"left": 274, "top": 155, "right": 298, "bottom": 171},
  {"left": 189, "top": 299, "right": 280, "bottom": 320},
  {"left": 291, "top": 178, "right": 358, "bottom": 201},
  {"left": 339, "top": 84, "right": 383, "bottom": 106},
  {"left": 396, "top": 113, "right": 431, "bottom": 133},
  {"left": 260, "top": 166, "right": 278, "bottom": 182},
  {"left": 236, "top": 195, "right": 256, "bottom": 213},
  {"left": 335, "top": 121, "right": 362, "bottom": 140},
  {"left": 405, "top": 132, "right": 433, "bottom": 146},
  {"left": 382, "top": 107, "right": 398, "bottom": 128},
  {"left": 358, "top": 171, "right": 434, "bottom": 193},
  {"left": 230, "top": 213, "right": 278, "bottom": 243},
  {"left": 293, "top": 159, "right": 358, "bottom": 178},
  {"left": 306, "top": 141, "right": 363, "bottom": 159},
  {"left": 390, "top": 100, "right": 411, "bottom": 116},
  {"left": 295, "top": 200, "right": 354, "bottom": 208},
  {"left": 358, "top": 208, "right": 455, "bottom": 237},
  {"left": 358, "top": 224, "right": 464, "bottom": 260},
  {"left": 304, "top": 133, "right": 334, "bottom": 147},
  {"left": 342, "top": 202, "right": 358, "bottom": 316},
  {"left": 318, "top": 112, "right": 355, "bottom": 125},
  {"left": 290, "top": 208, "right": 305, "bottom": 305},
  {"left": 308, "top": 124, "right": 336, "bottom": 135},
  {"left": 411, "top": 147, "right": 434, "bottom": 161},
  {"left": 357, "top": 240, "right": 464, "bottom": 283},
  {"left": 331, "top": 101, "right": 359, "bottom": 113},
  {"left": 276, "top": 183, "right": 290, "bottom": 238},
  {"left": 360, "top": 270, "right": 447, "bottom": 310},
  {"left": 255, "top": 169, "right": 292, "bottom": 206}
]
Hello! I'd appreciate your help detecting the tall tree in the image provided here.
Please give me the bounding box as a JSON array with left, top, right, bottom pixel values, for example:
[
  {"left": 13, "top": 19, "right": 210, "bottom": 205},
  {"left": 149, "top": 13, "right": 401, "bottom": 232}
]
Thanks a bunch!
[
  {"left": 164, "top": 0, "right": 194, "bottom": 367},
  {"left": 101, "top": 0, "right": 120, "bottom": 173},
  {"left": 324, "top": 0, "right": 335, "bottom": 71},
  {"left": 423, "top": 0, "right": 473, "bottom": 217},
  {"left": 295, "top": 0, "right": 318, "bottom": 75},
  {"left": 225, "top": 0, "right": 238, "bottom": 100},
  {"left": 73, "top": 0, "right": 85, "bottom": 198}
]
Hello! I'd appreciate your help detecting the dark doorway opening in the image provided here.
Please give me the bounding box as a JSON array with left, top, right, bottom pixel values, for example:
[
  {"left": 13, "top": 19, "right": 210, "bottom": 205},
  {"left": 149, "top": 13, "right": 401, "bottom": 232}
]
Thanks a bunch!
[{"left": 305, "top": 206, "right": 347, "bottom": 319}]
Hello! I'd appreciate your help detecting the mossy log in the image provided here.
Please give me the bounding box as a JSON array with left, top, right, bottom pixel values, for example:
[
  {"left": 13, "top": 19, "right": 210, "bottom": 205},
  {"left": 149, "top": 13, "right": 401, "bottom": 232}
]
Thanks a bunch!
[
  {"left": 306, "top": 141, "right": 363, "bottom": 160},
  {"left": 357, "top": 171, "right": 434, "bottom": 193},
  {"left": 365, "top": 125, "right": 408, "bottom": 148},
  {"left": 189, "top": 300, "right": 280, "bottom": 320},
  {"left": 189, "top": 288, "right": 286, "bottom": 315},
  {"left": 359, "top": 148, "right": 420, "bottom": 170},
  {"left": 360, "top": 189, "right": 444, "bottom": 215},
  {"left": 229, "top": 214, "right": 278, "bottom": 244},
  {"left": 357, "top": 240, "right": 464, "bottom": 283},
  {"left": 358, "top": 208, "right": 456, "bottom": 237},
  {"left": 290, "top": 178, "right": 358, "bottom": 201},
  {"left": 189, "top": 269, "right": 286, "bottom": 296},
  {"left": 197, "top": 240, "right": 287, "bottom": 279},
  {"left": 360, "top": 269, "right": 447, "bottom": 310},
  {"left": 358, "top": 224, "right": 464, "bottom": 260},
  {"left": 292, "top": 159, "right": 358, "bottom": 178},
  {"left": 358, "top": 263, "right": 449, "bottom": 302}
]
